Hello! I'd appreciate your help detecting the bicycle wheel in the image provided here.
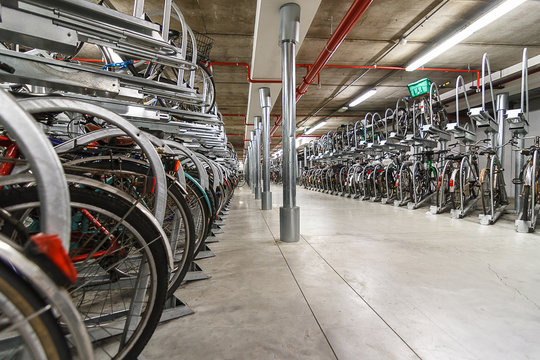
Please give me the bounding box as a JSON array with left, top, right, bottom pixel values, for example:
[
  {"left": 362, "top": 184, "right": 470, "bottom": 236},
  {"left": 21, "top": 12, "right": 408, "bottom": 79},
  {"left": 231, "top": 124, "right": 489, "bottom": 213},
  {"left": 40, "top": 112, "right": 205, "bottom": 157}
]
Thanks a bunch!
[
  {"left": 522, "top": 185, "right": 531, "bottom": 221},
  {"left": 62, "top": 156, "right": 196, "bottom": 296},
  {"left": 0, "top": 261, "right": 71, "bottom": 360},
  {"left": 196, "top": 63, "right": 216, "bottom": 113},
  {"left": 185, "top": 174, "right": 211, "bottom": 257},
  {"left": 479, "top": 167, "right": 491, "bottom": 215},
  {"left": 400, "top": 168, "right": 412, "bottom": 202},
  {"left": 0, "top": 185, "right": 168, "bottom": 360},
  {"left": 493, "top": 164, "right": 508, "bottom": 207}
]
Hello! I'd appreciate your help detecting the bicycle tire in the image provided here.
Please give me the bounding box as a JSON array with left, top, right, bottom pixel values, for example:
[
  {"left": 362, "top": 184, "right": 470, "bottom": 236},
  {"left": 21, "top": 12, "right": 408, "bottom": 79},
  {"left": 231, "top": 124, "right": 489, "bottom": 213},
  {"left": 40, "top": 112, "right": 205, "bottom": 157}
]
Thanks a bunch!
[
  {"left": 0, "top": 261, "right": 71, "bottom": 360},
  {"left": 185, "top": 175, "right": 211, "bottom": 255},
  {"left": 522, "top": 185, "right": 531, "bottom": 222},
  {"left": 479, "top": 167, "right": 490, "bottom": 215},
  {"left": 199, "top": 63, "right": 216, "bottom": 114},
  {"left": 0, "top": 186, "right": 168, "bottom": 360},
  {"left": 62, "top": 157, "right": 197, "bottom": 296}
]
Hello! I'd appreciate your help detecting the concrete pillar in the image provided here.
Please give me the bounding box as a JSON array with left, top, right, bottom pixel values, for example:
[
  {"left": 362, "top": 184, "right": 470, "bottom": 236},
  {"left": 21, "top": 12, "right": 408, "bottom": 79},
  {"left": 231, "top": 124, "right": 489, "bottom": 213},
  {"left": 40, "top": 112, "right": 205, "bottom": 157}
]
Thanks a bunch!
[
  {"left": 259, "top": 87, "right": 273, "bottom": 210},
  {"left": 279, "top": 3, "right": 300, "bottom": 242}
]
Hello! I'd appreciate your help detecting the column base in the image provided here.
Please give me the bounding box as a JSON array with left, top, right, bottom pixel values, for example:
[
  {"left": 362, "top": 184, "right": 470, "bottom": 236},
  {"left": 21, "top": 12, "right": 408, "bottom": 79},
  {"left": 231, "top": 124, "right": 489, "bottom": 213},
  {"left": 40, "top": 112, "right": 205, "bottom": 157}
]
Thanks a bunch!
[
  {"left": 254, "top": 186, "right": 262, "bottom": 199},
  {"left": 279, "top": 206, "right": 300, "bottom": 242},
  {"left": 261, "top": 192, "right": 272, "bottom": 210}
]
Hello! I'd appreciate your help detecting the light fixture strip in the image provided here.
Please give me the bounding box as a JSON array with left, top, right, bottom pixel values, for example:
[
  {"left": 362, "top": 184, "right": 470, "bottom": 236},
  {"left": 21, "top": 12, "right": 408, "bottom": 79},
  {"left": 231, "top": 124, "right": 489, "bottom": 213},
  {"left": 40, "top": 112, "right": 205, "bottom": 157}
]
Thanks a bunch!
[
  {"left": 349, "top": 89, "right": 377, "bottom": 107},
  {"left": 405, "top": 0, "right": 527, "bottom": 71},
  {"left": 305, "top": 120, "right": 328, "bottom": 135}
]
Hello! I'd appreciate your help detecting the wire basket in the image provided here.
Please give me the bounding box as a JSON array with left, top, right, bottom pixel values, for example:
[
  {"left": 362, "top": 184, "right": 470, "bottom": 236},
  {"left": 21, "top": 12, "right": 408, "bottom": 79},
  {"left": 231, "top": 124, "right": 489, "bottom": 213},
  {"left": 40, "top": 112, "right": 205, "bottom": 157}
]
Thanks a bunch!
[{"left": 186, "top": 31, "right": 214, "bottom": 64}]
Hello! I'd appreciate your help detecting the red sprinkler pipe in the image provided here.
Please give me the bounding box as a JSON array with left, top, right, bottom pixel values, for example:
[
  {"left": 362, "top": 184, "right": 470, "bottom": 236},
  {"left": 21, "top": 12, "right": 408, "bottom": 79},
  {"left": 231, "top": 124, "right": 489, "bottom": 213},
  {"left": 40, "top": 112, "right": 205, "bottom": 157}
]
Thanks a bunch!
[
  {"left": 295, "top": 0, "right": 374, "bottom": 101},
  {"left": 269, "top": 0, "right": 374, "bottom": 137},
  {"left": 208, "top": 62, "right": 281, "bottom": 84},
  {"left": 69, "top": 59, "right": 480, "bottom": 88}
]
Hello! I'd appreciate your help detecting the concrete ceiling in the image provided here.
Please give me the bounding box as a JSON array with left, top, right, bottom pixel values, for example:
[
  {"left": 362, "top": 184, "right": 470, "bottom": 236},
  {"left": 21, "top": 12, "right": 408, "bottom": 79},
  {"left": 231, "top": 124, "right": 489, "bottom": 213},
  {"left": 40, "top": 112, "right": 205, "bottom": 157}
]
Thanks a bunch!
[{"left": 112, "top": 0, "right": 540, "bottom": 158}]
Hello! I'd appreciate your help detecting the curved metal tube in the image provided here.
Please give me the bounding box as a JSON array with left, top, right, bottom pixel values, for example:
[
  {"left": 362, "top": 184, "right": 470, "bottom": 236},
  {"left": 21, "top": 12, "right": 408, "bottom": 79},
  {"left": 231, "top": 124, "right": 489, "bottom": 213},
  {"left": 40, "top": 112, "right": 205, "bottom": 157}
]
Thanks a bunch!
[
  {"left": 481, "top": 53, "right": 497, "bottom": 116},
  {"left": 363, "top": 112, "right": 373, "bottom": 141},
  {"left": 353, "top": 120, "right": 363, "bottom": 148},
  {"left": 384, "top": 108, "right": 393, "bottom": 139},
  {"left": 0, "top": 238, "right": 94, "bottom": 360},
  {"left": 455, "top": 75, "right": 472, "bottom": 127},
  {"left": 0, "top": 92, "right": 70, "bottom": 248},
  {"left": 429, "top": 82, "right": 442, "bottom": 126},
  {"left": 522, "top": 48, "right": 529, "bottom": 122},
  {"left": 371, "top": 112, "right": 382, "bottom": 142},
  {"left": 18, "top": 97, "right": 168, "bottom": 225}
]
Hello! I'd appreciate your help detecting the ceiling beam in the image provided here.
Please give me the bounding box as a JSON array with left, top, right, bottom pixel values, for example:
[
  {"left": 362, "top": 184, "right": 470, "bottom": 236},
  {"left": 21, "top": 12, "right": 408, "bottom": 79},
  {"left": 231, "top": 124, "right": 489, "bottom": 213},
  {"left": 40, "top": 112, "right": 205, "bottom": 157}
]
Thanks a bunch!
[{"left": 243, "top": 0, "right": 323, "bottom": 153}]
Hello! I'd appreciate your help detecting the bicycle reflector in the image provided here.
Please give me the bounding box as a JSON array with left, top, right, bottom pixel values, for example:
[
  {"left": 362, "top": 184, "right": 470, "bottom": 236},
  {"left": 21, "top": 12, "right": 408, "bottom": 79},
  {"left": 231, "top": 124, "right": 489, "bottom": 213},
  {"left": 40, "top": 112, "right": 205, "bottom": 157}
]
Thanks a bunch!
[
  {"left": 24, "top": 233, "right": 77, "bottom": 286},
  {"left": 165, "top": 159, "right": 181, "bottom": 173}
]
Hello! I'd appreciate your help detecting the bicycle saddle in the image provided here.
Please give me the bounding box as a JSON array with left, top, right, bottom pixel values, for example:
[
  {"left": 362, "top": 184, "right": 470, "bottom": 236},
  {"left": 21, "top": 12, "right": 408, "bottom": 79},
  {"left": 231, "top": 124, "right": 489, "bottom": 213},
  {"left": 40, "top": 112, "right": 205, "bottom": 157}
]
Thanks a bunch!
[
  {"left": 479, "top": 149, "right": 496, "bottom": 156},
  {"left": 85, "top": 123, "right": 136, "bottom": 147},
  {"left": 445, "top": 154, "right": 466, "bottom": 161}
]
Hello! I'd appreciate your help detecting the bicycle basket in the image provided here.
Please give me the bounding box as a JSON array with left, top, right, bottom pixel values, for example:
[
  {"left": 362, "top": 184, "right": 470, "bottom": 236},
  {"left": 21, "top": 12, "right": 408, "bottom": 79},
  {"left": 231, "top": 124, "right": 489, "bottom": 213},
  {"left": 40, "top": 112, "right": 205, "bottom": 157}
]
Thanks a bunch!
[{"left": 186, "top": 31, "right": 214, "bottom": 63}]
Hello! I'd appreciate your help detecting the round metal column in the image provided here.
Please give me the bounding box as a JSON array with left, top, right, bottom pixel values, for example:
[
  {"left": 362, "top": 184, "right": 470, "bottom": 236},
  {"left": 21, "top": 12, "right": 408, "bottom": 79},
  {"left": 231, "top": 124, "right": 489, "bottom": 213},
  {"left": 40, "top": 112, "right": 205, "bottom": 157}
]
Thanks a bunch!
[
  {"left": 250, "top": 131, "right": 256, "bottom": 195},
  {"left": 254, "top": 117, "right": 262, "bottom": 199},
  {"left": 259, "top": 87, "right": 273, "bottom": 210},
  {"left": 515, "top": 134, "right": 525, "bottom": 212},
  {"left": 496, "top": 93, "right": 508, "bottom": 165},
  {"left": 279, "top": 3, "right": 300, "bottom": 242}
]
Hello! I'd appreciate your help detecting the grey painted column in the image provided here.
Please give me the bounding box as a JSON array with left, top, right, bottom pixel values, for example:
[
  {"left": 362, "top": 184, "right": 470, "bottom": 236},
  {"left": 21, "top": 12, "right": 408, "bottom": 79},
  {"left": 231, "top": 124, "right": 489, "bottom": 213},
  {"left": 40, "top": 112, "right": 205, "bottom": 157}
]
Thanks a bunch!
[
  {"left": 259, "top": 87, "right": 273, "bottom": 210},
  {"left": 279, "top": 3, "right": 300, "bottom": 242},
  {"left": 246, "top": 143, "right": 251, "bottom": 188},
  {"left": 515, "top": 134, "right": 525, "bottom": 212},
  {"left": 250, "top": 131, "right": 256, "bottom": 195},
  {"left": 254, "top": 117, "right": 262, "bottom": 199},
  {"left": 496, "top": 93, "right": 508, "bottom": 165}
]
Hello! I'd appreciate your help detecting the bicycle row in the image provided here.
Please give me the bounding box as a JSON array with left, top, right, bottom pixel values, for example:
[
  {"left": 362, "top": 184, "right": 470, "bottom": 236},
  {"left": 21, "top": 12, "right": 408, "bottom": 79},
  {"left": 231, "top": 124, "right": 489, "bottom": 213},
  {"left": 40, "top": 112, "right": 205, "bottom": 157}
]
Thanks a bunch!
[
  {"left": 299, "top": 49, "right": 535, "bottom": 233},
  {"left": 0, "top": 1, "right": 239, "bottom": 359}
]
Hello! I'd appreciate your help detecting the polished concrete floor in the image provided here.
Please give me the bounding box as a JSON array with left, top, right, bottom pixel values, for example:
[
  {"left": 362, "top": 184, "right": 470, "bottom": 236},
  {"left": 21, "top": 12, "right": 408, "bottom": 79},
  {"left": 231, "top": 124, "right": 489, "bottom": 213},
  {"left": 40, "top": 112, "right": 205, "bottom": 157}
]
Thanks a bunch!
[{"left": 144, "top": 185, "right": 540, "bottom": 360}]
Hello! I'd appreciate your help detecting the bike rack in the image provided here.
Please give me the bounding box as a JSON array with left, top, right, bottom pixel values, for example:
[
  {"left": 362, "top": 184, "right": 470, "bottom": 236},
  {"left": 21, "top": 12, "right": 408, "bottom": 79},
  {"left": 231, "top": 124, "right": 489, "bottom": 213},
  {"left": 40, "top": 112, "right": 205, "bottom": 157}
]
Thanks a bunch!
[
  {"left": 0, "top": 237, "right": 94, "bottom": 359},
  {"left": 18, "top": 97, "right": 169, "bottom": 226},
  {"left": 0, "top": 92, "right": 71, "bottom": 248},
  {"left": 513, "top": 49, "right": 536, "bottom": 232},
  {"left": 515, "top": 147, "right": 539, "bottom": 233},
  {"left": 446, "top": 75, "right": 477, "bottom": 143},
  {"left": 469, "top": 53, "right": 498, "bottom": 141}
]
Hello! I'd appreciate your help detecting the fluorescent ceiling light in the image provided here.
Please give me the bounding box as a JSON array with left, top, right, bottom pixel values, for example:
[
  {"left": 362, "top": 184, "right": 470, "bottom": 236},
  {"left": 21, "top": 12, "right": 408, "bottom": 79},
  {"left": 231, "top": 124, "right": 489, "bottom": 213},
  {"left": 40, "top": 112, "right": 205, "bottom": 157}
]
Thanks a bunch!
[
  {"left": 349, "top": 89, "right": 377, "bottom": 107},
  {"left": 305, "top": 121, "right": 327, "bottom": 135},
  {"left": 405, "top": 0, "right": 527, "bottom": 71}
]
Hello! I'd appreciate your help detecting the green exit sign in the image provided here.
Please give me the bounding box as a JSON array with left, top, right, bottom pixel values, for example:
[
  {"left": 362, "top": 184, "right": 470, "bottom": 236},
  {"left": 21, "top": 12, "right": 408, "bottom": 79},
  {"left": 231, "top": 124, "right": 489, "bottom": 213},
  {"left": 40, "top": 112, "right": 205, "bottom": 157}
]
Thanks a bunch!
[{"left": 407, "top": 78, "right": 433, "bottom": 98}]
